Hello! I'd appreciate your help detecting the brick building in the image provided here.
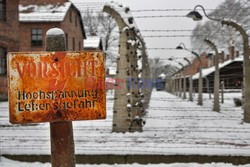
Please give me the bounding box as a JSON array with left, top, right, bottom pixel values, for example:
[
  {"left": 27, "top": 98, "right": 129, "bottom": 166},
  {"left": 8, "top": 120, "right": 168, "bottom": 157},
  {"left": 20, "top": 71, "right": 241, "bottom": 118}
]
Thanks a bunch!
[
  {"left": 84, "top": 36, "right": 103, "bottom": 51},
  {"left": 0, "top": 0, "right": 19, "bottom": 100},
  {"left": 0, "top": 0, "right": 86, "bottom": 100},
  {"left": 174, "top": 46, "right": 242, "bottom": 93},
  {"left": 182, "top": 53, "right": 209, "bottom": 77},
  {"left": 19, "top": 0, "right": 86, "bottom": 52}
]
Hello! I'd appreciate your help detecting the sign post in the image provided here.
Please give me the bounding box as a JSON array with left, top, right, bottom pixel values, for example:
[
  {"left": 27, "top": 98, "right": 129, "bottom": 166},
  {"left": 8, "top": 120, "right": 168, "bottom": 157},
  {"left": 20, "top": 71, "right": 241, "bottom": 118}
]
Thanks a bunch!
[
  {"left": 8, "top": 28, "right": 106, "bottom": 167},
  {"left": 46, "top": 28, "right": 75, "bottom": 167}
]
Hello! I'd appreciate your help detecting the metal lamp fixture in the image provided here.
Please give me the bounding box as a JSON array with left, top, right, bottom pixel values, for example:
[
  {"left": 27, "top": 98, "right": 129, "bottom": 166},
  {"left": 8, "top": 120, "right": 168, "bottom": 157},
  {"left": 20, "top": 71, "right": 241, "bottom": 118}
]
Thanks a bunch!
[
  {"left": 176, "top": 42, "right": 203, "bottom": 105},
  {"left": 176, "top": 45, "right": 184, "bottom": 50},
  {"left": 186, "top": 5, "right": 221, "bottom": 22},
  {"left": 186, "top": 10, "right": 203, "bottom": 21},
  {"left": 187, "top": 5, "right": 250, "bottom": 115}
]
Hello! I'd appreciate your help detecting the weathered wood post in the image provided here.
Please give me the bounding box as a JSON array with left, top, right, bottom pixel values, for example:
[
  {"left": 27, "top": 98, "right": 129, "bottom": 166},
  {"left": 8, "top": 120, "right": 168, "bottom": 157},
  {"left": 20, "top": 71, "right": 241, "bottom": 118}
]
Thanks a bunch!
[{"left": 46, "top": 28, "right": 75, "bottom": 167}]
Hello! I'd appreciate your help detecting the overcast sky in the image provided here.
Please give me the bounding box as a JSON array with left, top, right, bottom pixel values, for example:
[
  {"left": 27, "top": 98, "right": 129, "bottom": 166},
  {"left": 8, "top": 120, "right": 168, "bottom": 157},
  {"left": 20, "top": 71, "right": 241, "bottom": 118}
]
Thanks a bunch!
[{"left": 72, "top": 0, "right": 226, "bottom": 67}]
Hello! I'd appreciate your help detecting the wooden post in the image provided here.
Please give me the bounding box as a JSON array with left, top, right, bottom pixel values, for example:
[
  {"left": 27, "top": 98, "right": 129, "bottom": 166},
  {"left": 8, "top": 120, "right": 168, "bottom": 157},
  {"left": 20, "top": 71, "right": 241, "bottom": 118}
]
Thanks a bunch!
[{"left": 46, "top": 28, "right": 75, "bottom": 167}]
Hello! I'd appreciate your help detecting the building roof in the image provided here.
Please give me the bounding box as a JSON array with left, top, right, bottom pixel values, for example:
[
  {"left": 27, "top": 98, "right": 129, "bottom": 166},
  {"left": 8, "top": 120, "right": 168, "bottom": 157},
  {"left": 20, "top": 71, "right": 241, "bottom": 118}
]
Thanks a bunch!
[
  {"left": 192, "top": 56, "right": 243, "bottom": 80},
  {"left": 158, "top": 73, "right": 166, "bottom": 79},
  {"left": 19, "top": 2, "right": 71, "bottom": 22},
  {"left": 19, "top": 2, "right": 86, "bottom": 39},
  {"left": 84, "top": 36, "right": 102, "bottom": 50}
]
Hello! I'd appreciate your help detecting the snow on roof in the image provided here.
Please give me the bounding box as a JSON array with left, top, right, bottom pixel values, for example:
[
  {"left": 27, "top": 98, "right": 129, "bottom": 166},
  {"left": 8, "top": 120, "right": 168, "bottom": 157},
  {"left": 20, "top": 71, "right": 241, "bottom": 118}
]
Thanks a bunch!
[
  {"left": 19, "top": 2, "right": 71, "bottom": 22},
  {"left": 192, "top": 56, "right": 243, "bottom": 80},
  {"left": 158, "top": 73, "right": 166, "bottom": 79},
  {"left": 84, "top": 36, "right": 101, "bottom": 49},
  {"left": 46, "top": 28, "right": 64, "bottom": 36}
]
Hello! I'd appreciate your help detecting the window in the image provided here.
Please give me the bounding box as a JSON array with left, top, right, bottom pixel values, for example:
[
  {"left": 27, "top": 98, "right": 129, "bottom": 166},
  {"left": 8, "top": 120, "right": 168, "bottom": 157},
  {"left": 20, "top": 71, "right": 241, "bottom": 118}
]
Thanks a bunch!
[
  {"left": 75, "top": 14, "right": 77, "bottom": 27},
  {"left": 79, "top": 41, "right": 81, "bottom": 51},
  {"left": 0, "top": 0, "right": 6, "bottom": 21},
  {"left": 0, "top": 47, "right": 7, "bottom": 75},
  {"left": 31, "top": 29, "right": 43, "bottom": 46},
  {"left": 72, "top": 38, "right": 75, "bottom": 51},
  {"left": 65, "top": 33, "right": 68, "bottom": 50},
  {"left": 69, "top": 11, "right": 72, "bottom": 23}
]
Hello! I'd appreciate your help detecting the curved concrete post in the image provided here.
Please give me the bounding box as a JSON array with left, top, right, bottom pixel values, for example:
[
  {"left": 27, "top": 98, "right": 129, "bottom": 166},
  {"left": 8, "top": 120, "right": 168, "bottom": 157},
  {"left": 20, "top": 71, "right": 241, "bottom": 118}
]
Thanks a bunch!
[
  {"left": 222, "top": 20, "right": 250, "bottom": 122},
  {"left": 104, "top": 4, "right": 142, "bottom": 132},
  {"left": 189, "top": 76, "right": 193, "bottom": 101},
  {"left": 204, "top": 39, "right": 220, "bottom": 112}
]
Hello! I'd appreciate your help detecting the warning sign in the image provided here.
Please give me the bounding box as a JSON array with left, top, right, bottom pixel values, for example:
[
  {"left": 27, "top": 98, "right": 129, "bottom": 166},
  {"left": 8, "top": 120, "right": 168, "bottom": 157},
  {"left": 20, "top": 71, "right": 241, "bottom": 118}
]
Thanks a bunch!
[{"left": 8, "top": 51, "right": 106, "bottom": 124}]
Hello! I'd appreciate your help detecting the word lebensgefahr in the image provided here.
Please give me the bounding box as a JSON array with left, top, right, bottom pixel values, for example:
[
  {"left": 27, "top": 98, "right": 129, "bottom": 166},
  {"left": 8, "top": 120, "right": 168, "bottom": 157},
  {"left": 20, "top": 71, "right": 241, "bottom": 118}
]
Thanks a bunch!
[{"left": 17, "top": 90, "right": 98, "bottom": 112}]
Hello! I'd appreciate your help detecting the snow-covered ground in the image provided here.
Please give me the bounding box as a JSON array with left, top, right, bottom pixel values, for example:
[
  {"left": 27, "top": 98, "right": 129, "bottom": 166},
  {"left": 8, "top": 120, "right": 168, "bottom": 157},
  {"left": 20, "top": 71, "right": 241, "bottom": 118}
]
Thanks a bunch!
[
  {"left": 1, "top": 90, "right": 250, "bottom": 162},
  {"left": 1, "top": 156, "right": 250, "bottom": 167}
]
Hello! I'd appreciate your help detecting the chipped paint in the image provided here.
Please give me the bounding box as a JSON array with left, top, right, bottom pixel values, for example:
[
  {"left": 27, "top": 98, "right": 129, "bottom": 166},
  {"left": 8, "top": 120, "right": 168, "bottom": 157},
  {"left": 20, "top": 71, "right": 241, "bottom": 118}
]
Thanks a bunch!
[{"left": 8, "top": 51, "right": 106, "bottom": 124}]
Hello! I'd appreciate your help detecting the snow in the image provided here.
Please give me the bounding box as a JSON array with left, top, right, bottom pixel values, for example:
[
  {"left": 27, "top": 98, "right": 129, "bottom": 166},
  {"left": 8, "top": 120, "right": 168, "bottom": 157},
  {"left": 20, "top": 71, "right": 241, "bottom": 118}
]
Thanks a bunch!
[
  {"left": 1, "top": 90, "right": 250, "bottom": 157},
  {"left": 46, "top": 28, "right": 64, "bottom": 36},
  {"left": 127, "top": 39, "right": 137, "bottom": 46},
  {"left": 104, "top": 2, "right": 138, "bottom": 29},
  {"left": 19, "top": 2, "right": 71, "bottom": 22},
  {"left": 1, "top": 156, "right": 250, "bottom": 167},
  {"left": 158, "top": 73, "right": 166, "bottom": 79},
  {"left": 192, "top": 56, "right": 243, "bottom": 80},
  {"left": 122, "top": 27, "right": 129, "bottom": 32},
  {"left": 84, "top": 36, "right": 101, "bottom": 49}
]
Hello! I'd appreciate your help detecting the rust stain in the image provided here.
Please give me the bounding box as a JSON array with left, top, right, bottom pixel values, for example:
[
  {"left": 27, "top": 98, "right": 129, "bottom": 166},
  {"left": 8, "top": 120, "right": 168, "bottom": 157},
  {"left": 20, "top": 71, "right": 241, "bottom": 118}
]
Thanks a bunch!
[{"left": 8, "top": 51, "right": 106, "bottom": 124}]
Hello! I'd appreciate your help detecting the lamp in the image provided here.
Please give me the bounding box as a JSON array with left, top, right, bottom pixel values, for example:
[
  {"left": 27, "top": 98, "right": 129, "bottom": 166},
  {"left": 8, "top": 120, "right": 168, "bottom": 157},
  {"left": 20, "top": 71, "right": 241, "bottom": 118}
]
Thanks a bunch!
[
  {"left": 176, "top": 42, "right": 203, "bottom": 105},
  {"left": 186, "top": 5, "right": 220, "bottom": 22}
]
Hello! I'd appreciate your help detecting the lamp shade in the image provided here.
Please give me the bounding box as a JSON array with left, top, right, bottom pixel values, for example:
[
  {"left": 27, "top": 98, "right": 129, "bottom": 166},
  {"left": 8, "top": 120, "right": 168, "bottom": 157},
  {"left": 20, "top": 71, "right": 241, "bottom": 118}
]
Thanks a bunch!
[
  {"left": 176, "top": 46, "right": 183, "bottom": 50},
  {"left": 186, "top": 11, "right": 203, "bottom": 21}
]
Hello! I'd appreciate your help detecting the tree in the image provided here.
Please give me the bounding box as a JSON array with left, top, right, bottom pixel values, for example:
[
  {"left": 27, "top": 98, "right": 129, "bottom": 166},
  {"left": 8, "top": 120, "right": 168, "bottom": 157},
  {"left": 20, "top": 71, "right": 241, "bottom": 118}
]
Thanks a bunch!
[
  {"left": 149, "top": 57, "right": 165, "bottom": 79},
  {"left": 82, "top": 9, "right": 119, "bottom": 61},
  {"left": 149, "top": 57, "right": 176, "bottom": 79},
  {"left": 191, "top": 0, "right": 250, "bottom": 53}
]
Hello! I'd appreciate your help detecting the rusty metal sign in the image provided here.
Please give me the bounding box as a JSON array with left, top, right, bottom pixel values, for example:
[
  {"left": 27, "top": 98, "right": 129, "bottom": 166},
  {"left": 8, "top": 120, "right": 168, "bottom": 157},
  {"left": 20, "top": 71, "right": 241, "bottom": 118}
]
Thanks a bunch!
[{"left": 8, "top": 51, "right": 106, "bottom": 124}]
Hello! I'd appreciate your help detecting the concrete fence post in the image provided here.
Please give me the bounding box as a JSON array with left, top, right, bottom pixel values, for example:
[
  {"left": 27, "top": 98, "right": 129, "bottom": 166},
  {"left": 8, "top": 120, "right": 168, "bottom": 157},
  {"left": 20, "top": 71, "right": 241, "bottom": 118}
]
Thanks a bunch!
[
  {"left": 178, "top": 73, "right": 182, "bottom": 97},
  {"left": 198, "top": 66, "right": 203, "bottom": 105},
  {"left": 189, "top": 76, "right": 193, "bottom": 101},
  {"left": 183, "top": 75, "right": 186, "bottom": 99},
  {"left": 221, "top": 81, "right": 224, "bottom": 104}
]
